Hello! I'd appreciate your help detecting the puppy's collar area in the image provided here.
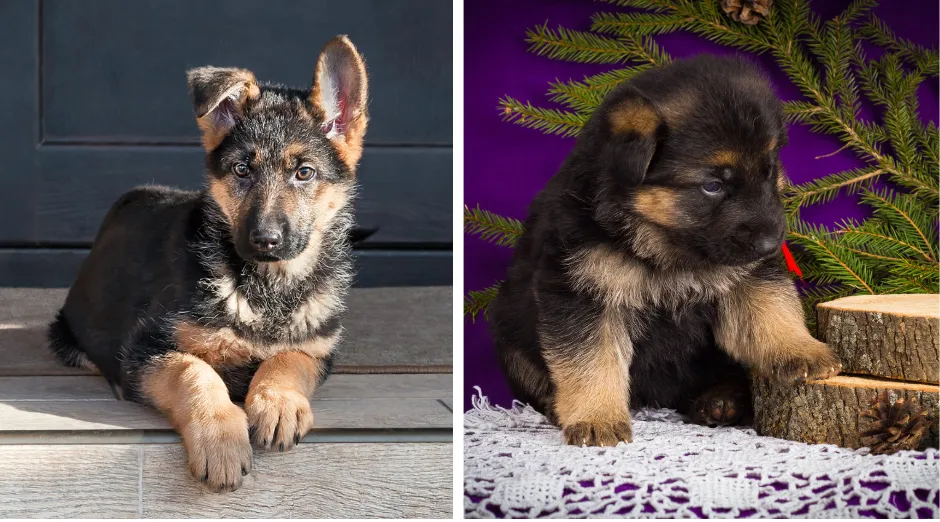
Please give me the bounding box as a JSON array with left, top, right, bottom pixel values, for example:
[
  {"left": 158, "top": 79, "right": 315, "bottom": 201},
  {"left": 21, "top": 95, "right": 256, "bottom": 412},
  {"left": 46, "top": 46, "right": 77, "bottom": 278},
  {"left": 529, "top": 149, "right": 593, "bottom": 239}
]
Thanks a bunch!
[{"left": 781, "top": 242, "right": 802, "bottom": 280}]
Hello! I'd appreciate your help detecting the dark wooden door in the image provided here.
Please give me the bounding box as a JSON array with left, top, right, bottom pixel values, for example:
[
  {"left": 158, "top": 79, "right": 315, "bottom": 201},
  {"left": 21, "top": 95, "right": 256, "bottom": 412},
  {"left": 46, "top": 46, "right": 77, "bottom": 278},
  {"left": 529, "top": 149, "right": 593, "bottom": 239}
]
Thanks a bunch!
[{"left": 0, "top": 0, "right": 452, "bottom": 287}]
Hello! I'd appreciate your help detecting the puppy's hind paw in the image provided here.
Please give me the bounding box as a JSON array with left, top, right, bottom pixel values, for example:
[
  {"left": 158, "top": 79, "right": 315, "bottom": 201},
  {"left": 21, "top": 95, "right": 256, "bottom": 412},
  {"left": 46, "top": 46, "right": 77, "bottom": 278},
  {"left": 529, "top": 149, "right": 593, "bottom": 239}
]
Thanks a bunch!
[{"left": 688, "top": 384, "right": 750, "bottom": 427}]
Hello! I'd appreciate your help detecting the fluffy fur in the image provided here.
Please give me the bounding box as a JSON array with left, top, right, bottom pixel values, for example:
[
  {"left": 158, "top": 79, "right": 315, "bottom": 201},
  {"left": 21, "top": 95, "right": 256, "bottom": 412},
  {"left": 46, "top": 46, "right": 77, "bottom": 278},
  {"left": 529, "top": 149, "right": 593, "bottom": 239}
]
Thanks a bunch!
[
  {"left": 491, "top": 55, "right": 841, "bottom": 447},
  {"left": 48, "top": 36, "right": 368, "bottom": 491}
]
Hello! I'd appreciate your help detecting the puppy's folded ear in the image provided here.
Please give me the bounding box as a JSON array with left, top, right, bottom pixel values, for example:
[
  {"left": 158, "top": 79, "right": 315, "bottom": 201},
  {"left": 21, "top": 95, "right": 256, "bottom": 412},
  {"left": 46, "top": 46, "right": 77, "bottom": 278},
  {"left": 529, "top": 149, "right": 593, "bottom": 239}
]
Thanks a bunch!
[
  {"left": 186, "top": 67, "right": 260, "bottom": 150},
  {"left": 310, "top": 35, "right": 369, "bottom": 171},
  {"left": 600, "top": 89, "right": 661, "bottom": 186}
]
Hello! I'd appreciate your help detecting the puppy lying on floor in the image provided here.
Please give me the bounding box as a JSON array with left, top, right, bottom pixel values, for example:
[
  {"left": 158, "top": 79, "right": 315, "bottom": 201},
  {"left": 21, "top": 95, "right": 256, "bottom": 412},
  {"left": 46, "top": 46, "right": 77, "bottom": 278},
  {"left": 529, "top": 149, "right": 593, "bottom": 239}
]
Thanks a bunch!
[
  {"left": 48, "top": 36, "right": 367, "bottom": 491},
  {"left": 491, "top": 55, "right": 842, "bottom": 446}
]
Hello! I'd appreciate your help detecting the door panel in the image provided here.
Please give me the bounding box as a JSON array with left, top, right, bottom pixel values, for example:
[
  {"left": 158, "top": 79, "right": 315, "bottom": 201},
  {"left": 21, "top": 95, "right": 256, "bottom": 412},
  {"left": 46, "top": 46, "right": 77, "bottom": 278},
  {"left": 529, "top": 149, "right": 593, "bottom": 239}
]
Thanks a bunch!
[
  {"left": 41, "top": 0, "right": 453, "bottom": 145},
  {"left": 35, "top": 146, "right": 451, "bottom": 244},
  {"left": 0, "top": 0, "right": 453, "bottom": 285}
]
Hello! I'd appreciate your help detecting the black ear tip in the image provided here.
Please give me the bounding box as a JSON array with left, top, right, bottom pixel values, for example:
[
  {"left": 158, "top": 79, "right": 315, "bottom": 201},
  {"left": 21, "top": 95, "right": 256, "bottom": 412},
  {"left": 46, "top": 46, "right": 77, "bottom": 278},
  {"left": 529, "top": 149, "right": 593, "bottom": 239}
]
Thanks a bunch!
[
  {"left": 323, "top": 35, "right": 361, "bottom": 58},
  {"left": 185, "top": 67, "right": 211, "bottom": 117},
  {"left": 185, "top": 66, "right": 215, "bottom": 85}
]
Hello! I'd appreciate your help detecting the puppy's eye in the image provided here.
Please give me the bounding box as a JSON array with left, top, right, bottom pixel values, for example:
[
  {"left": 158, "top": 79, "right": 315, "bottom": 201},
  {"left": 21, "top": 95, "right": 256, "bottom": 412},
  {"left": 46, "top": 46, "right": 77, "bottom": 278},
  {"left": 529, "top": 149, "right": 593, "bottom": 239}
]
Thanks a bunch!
[
  {"left": 232, "top": 163, "right": 250, "bottom": 178},
  {"left": 295, "top": 166, "right": 316, "bottom": 182},
  {"left": 701, "top": 181, "right": 723, "bottom": 195}
]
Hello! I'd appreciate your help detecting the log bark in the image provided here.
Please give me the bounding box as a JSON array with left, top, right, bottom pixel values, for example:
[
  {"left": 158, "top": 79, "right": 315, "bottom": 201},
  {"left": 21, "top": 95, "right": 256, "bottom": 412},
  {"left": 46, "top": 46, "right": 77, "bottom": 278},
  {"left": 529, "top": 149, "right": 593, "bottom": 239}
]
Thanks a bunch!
[
  {"left": 752, "top": 375, "right": 939, "bottom": 450},
  {"left": 817, "top": 294, "right": 939, "bottom": 384}
]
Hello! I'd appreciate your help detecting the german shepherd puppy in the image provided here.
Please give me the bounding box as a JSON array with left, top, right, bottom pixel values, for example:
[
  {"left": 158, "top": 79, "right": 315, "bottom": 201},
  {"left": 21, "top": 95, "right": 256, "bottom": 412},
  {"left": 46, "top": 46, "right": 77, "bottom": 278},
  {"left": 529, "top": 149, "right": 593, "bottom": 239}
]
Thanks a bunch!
[
  {"left": 491, "top": 55, "right": 842, "bottom": 446},
  {"left": 47, "top": 36, "right": 367, "bottom": 490}
]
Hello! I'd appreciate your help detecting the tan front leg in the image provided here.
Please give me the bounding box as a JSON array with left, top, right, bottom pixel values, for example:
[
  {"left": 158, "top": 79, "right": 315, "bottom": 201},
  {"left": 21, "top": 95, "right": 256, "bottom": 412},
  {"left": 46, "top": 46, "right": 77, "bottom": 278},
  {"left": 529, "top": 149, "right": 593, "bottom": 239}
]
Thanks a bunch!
[
  {"left": 140, "top": 353, "right": 252, "bottom": 492},
  {"left": 715, "top": 277, "right": 842, "bottom": 383},
  {"left": 244, "top": 351, "right": 329, "bottom": 451},
  {"left": 545, "top": 310, "right": 634, "bottom": 446}
]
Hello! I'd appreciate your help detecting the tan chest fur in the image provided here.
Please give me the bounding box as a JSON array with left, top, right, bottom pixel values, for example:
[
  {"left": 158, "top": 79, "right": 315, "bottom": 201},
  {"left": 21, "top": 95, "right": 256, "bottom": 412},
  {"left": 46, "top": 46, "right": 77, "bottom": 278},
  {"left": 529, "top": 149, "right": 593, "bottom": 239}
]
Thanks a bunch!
[
  {"left": 209, "top": 273, "right": 344, "bottom": 334},
  {"left": 566, "top": 244, "right": 752, "bottom": 310},
  {"left": 181, "top": 269, "right": 345, "bottom": 368},
  {"left": 285, "top": 287, "right": 345, "bottom": 339},
  {"left": 174, "top": 321, "right": 340, "bottom": 368}
]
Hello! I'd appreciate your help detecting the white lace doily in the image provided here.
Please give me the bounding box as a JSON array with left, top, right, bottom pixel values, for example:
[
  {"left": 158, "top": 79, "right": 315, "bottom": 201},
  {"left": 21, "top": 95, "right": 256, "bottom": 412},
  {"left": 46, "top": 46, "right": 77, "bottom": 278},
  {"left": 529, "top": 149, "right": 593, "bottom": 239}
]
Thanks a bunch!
[{"left": 464, "top": 388, "right": 939, "bottom": 518}]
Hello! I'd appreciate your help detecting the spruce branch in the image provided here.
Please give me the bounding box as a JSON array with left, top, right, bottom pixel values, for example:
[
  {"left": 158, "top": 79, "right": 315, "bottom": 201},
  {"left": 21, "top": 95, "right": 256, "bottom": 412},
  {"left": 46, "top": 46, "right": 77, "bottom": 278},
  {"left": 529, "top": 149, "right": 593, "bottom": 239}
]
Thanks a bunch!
[
  {"left": 464, "top": 205, "right": 525, "bottom": 248},
  {"left": 918, "top": 123, "right": 939, "bottom": 171},
  {"left": 860, "top": 14, "right": 940, "bottom": 77},
  {"left": 498, "top": 96, "right": 587, "bottom": 137},
  {"left": 591, "top": 12, "right": 693, "bottom": 36},
  {"left": 465, "top": 282, "right": 502, "bottom": 322},
  {"left": 883, "top": 276, "right": 935, "bottom": 294},
  {"left": 835, "top": 0, "right": 879, "bottom": 24},
  {"left": 619, "top": 32, "right": 673, "bottom": 65},
  {"left": 788, "top": 224, "right": 875, "bottom": 294},
  {"left": 547, "top": 79, "right": 609, "bottom": 113},
  {"left": 782, "top": 100, "right": 825, "bottom": 124},
  {"left": 547, "top": 67, "right": 651, "bottom": 112},
  {"left": 607, "top": 0, "right": 776, "bottom": 53},
  {"left": 860, "top": 189, "right": 937, "bottom": 262},
  {"left": 839, "top": 227, "right": 934, "bottom": 264},
  {"left": 783, "top": 168, "right": 883, "bottom": 207},
  {"left": 526, "top": 23, "right": 637, "bottom": 64}
]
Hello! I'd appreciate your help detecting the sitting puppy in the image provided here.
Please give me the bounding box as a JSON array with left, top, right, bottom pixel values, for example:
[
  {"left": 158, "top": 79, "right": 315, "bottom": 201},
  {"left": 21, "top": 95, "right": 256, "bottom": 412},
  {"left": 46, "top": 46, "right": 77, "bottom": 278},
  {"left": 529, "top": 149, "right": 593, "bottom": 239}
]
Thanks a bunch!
[
  {"left": 491, "top": 55, "right": 841, "bottom": 446},
  {"left": 47, "top": 36, "right": 368, "bottom": 490}
]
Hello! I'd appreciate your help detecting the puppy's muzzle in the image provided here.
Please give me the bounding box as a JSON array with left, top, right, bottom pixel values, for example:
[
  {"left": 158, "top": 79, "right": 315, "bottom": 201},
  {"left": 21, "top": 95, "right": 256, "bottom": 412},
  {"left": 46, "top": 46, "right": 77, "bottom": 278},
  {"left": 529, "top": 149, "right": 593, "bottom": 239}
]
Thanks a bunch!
[
  {"left": 249, "top": 228, "right": 283, "bottom": 253},
  {"left": 752, "top": 235, "right": 780, "bottom": 258}
]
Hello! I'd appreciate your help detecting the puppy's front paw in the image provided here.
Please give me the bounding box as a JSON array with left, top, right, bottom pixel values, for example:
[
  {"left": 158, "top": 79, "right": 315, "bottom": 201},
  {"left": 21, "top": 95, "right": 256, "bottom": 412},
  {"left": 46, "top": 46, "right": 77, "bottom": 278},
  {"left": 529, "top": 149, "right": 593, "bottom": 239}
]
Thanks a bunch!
[
  {"left": 768, "top": 342, "right": 842, "bottom": 384},
  {"left": 181, "top": 404, "right": 252, "bottom": 492},
  {"left": 563, "top": 419, "right": 633, "bottom": 447},
  {"left": 245, "top": 386, "right": 314, "bottom": 452}
]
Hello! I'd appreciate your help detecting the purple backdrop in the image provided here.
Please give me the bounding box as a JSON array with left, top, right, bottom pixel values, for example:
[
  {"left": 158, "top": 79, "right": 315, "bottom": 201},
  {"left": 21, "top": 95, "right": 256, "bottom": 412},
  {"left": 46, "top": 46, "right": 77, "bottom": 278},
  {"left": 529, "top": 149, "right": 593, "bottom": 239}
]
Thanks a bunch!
[{"left": 463, "top": 0, "right": 939, "bottom": 411}]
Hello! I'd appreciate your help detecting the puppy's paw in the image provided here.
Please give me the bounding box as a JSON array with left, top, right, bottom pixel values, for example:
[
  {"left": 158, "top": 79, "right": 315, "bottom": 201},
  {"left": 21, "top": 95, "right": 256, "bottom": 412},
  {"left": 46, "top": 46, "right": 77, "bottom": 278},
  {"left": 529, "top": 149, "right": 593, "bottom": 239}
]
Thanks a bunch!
[
  {"left": 182, "top": 404, "right": 252, "bottom": 492},
  {"left": 563, "top": 419, "right": 633, "bottom": 447},
  {"left": 689, "top": 385, "right": 748, "bottom": 427},
  {"left": 245, "top": 386, "right": 314, "bottom": 452},
  {"left": 768, "top": 342, "right": 842, "bottom": 384}
]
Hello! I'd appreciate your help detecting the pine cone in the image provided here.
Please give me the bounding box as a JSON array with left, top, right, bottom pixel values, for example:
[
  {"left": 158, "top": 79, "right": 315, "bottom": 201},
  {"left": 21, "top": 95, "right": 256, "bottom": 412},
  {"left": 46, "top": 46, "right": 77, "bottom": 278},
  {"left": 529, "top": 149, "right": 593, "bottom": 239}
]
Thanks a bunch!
[
  {"left": 721, "top": 0, "right": 773, "bottom": 26},
  {"left": 860, "top": 391, "right": 932, "bottom": 455}
]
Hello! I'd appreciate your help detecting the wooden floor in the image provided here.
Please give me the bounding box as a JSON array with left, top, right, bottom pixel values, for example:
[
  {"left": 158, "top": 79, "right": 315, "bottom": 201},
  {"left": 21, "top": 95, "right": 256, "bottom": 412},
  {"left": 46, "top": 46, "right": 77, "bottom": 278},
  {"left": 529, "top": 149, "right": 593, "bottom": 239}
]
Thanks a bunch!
[{"left": 0, "top": 287, "right": 453, "bottom": 518}]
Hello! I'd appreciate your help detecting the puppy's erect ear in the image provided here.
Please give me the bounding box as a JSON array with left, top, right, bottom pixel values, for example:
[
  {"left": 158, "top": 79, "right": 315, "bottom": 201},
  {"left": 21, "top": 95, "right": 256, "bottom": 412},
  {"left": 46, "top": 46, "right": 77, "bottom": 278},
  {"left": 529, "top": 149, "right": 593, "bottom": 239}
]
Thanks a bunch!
[
  {"left": 187, "top": 67, "right": 260, "bottom": 150},
  {"left": 600, "top": 89, "right": 661, "bottom": 187},
  {"left": 310, "top": 35, "right": 369, "bottom": 170}
]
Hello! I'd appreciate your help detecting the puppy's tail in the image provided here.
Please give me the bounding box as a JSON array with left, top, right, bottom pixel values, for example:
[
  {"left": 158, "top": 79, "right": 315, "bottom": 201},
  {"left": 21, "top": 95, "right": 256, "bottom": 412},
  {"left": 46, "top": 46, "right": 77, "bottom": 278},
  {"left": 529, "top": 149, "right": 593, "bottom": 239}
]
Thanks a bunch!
[{"left": 48, "top": 310, "right": 98, "bottom": 372}]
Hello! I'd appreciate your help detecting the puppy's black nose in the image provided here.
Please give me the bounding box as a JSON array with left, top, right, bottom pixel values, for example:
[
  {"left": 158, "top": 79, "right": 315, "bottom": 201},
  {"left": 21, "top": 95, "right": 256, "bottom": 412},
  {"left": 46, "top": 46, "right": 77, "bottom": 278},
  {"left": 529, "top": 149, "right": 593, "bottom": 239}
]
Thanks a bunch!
[
  {"left": 249, "top": 229, "right": 282, "bottom": 251},
  {"left": 752, "top": 236, "right": 780, "bottom": 257}
]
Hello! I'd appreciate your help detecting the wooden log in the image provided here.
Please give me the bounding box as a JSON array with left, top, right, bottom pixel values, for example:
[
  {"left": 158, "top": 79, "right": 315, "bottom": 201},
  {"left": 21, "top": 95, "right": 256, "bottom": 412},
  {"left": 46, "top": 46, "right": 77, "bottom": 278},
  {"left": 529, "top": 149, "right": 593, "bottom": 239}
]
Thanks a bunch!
[
  {"left": 752, "top": 375, "right": 939, "bottom": 450},
  {"left": 817, "top": 294, "right": 939, "bottom": 384}
]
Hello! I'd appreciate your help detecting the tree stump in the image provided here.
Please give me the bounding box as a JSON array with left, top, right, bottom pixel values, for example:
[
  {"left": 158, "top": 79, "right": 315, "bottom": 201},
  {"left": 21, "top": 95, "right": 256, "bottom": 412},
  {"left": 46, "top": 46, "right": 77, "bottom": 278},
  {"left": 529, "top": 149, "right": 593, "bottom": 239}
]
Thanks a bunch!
[
  {"left": 752, "top": 375, "right": 939, "bottom": 450},
  {"left": 817, "top": 294, "right": 939, "bottom": 384},
  {"left": 753, "top": 294, "right": 940, "bottom": 452}
]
